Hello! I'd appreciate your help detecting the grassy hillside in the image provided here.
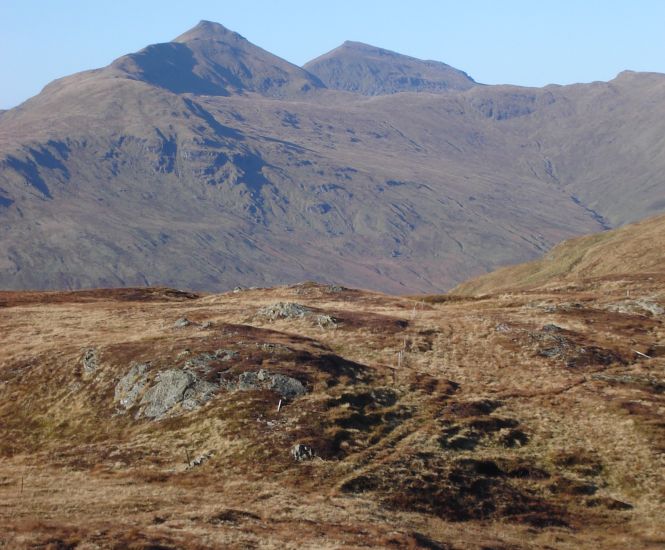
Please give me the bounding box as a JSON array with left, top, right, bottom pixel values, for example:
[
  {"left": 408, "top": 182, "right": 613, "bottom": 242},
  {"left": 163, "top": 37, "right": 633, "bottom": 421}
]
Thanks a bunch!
[
  {"left": 453, "top": 213, "right": 665, "bottom": 295},
  {"left": 1, "top": 279, "right": 664, "bottom": 548}
]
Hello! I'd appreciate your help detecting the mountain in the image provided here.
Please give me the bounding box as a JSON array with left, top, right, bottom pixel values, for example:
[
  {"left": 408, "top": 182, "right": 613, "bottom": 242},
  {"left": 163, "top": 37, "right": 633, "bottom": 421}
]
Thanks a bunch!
[
  {"left": 1, "top": 21, "right": 665, "bottom": 293},
  {"left": 303, "top": 40, "right": 477, "bottom": 95},
  {"left": 452, "top": 212, "right": 665, "bottom": 295},
  {"left": 110, "top": 20, "right": 324, "bottom": 97}
]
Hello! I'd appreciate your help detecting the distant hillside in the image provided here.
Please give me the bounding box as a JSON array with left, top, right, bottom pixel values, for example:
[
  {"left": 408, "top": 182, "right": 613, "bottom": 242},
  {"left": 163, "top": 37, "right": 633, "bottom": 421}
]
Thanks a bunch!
[
  {"left": 452, "top": 213, "right": 665, "bottom": 295},
  {"left": 303, "top": 41, "right": 477, "bottom": 95}
]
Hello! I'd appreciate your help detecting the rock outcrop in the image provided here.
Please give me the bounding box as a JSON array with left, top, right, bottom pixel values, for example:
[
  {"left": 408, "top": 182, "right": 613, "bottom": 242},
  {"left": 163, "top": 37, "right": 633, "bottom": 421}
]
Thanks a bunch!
[
  {"left": 114, "top": 363, "right": 219, "bottom": 419},
  {"left": 140, "top": 369, "right": 218, "bottom": 419},
  {"left": 114, "top": 352, "right": 305, "bottom": 419},
  {"left": 226, "top": 369, "right": 307, "bottom": 400},
  {"left": 114, "top": 363, "right": 151, "bottom": 410},
  {"left": 257, "top": 302, "right": 312, "bottom": 320},
  {"left": 257, "top": 302, "right": 338, "bottom": 328}
]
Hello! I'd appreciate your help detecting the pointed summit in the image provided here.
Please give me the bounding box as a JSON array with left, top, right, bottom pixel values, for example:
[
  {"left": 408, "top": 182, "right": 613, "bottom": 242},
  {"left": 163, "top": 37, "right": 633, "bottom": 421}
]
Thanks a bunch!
[
  {"left": 173, "top": 20, "right": 244, "bottom": 43},
  {"left": 304, "top": 41, "right": 476, "bottom": 96},
  {"left": 110, "top": 20, "right": 324, "bottom": 97}
]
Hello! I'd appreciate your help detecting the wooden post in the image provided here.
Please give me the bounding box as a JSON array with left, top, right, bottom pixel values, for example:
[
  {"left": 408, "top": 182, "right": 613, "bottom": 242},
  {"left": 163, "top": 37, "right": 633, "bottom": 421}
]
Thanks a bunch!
[
  {"left": 185, "top": 449, "right": 191, "bottom": 468},
  {"left": 277, "top": 399, "right": 282, "bottom": 412}
]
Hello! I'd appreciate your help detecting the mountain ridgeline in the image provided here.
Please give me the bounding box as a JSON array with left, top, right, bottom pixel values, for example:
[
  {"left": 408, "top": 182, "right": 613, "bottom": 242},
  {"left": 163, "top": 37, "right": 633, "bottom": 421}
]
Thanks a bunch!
[
  {"left": 303, "top": 40, "right": 477, "bottom": 95},
  {"left": 1, "top": 20, "right": 664, "bottom": 292}
]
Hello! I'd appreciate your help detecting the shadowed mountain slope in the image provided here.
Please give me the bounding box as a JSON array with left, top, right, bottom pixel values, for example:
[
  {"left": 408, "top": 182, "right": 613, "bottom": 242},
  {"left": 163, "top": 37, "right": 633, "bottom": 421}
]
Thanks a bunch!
[
  {"left": 303, "top": 40, "right": 477, "bottom": 95},
  {"left": 453, "top": 213, "right": 665, "bottom": 295},
  {"left": 0, "top": 21, "right": 664, "bottom": 293}
]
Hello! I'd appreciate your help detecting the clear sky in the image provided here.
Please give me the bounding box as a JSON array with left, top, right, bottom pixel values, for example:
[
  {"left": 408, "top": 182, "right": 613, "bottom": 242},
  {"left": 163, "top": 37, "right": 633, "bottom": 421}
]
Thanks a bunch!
[{"left": 2, "top": 0, "right": 665, "bottom": 109}]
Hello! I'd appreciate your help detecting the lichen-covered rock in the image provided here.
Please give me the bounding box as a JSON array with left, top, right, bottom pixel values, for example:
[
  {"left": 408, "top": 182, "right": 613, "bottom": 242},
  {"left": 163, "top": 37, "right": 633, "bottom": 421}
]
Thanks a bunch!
[
  {"left": 82, "top": 348, "right": 99, "bottom": 374},
  {"left": 115, "top": 363, "right": 150, "bottom": 409},
  {"left": 115, "top": 363, "right": 222, "bottom": 419},
  {"left": 182, "top": 349, "right": 238, "bottom": 372},
  {"left": 232, "top": 369, "right": 307, "bottom": 400},
  {"left": 174, "top": 317, "right": 191, "bottom": 328},
  {"left": 237, "top": 371, "right": 262, "bottom": 391},
  {"left": 140, "top": 369, "right": 195, "bottom": 419},
  {"left": 260, "top": 370, "right": 307, "bottom": 399},
  {"left": 257, "top": 302, "right": 311, "bottom": 320},
  {"left": 291, "top": 443, "right": 315, "bottom": 462},
  {"left": 315, "top": 314, "right": 338, "bottom": 328},
  {"left": 183, "top": 352, "right": 216, "bottom": 371},
  {"left": 182, "top": 379, "right": 219, "bottom": 410}
]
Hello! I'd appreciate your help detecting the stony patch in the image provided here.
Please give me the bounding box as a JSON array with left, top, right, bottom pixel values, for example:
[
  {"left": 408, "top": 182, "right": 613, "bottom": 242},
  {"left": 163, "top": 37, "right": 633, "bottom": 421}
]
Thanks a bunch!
[
  {"left": 82, "top": 348, "right": 99, "bottom": 374},
  {"left": 257, "top": 302, "right": 312, "bottom": 320},
  {"left": 114, "top": 363, "right": 151, "bottom": 410},
  {"left": 224, "top": 369, "right": 307, "bottom": 400},
  {"left": 173, "top": 317, "right": 191, "bottom": 328}
]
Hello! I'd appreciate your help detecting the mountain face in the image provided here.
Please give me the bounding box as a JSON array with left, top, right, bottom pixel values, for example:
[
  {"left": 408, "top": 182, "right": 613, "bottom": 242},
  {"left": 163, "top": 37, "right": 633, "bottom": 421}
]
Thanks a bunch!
[
  {"left": 0, "top": 21, "right": 665, "bottom": 293},
  {"left": 303, "top": 41, "right": 477, "bottom": 95}
]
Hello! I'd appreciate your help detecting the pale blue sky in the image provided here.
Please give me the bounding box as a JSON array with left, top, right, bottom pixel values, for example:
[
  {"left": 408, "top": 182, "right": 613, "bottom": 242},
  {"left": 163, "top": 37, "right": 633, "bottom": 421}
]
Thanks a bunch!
[{"left": 2, "top": 0, "right": 665, "bottom": 109}]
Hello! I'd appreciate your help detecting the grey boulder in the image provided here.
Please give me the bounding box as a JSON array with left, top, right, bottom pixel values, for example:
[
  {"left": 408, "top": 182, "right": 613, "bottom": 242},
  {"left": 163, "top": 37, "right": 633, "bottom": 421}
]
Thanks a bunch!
[
  {"left": 235, "top": 369, "right": 307, "bottom": 400},
  {"left": 140, "top": 369, "right": 196, "bottom": 419},
  {"left": 140, "top": 369, "right": 220, "bottom": 419}
]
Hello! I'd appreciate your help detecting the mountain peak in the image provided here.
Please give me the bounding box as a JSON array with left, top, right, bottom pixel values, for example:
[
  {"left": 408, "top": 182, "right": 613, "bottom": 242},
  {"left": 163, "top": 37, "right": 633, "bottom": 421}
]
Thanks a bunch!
[
  {"left": 339, "top": 41, "right": 402, "bottom": 56},
  {"left": 304, "top": 42, "right": 476, "bottom": 96},
  {"left": 173, "top": 20, "right": 245, "bottom": 44},
  {"left": 109, "top": 20, "right": 323, "bottom": 98}
]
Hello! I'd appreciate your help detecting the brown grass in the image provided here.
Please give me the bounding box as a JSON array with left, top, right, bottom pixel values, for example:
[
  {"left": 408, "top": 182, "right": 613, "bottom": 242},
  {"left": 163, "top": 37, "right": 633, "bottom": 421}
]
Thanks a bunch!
[{"left": 1, "top": 280, "right": 664, "bottom": 548}]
